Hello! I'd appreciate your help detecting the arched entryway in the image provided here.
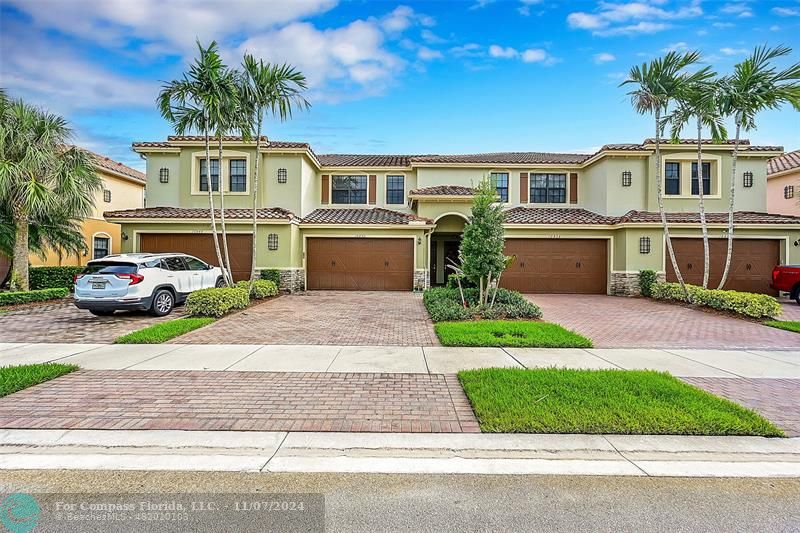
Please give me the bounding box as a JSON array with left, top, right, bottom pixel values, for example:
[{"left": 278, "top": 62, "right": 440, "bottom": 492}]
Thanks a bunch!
[{"left": 430, "top": 213, "right": 468, "bottom": 285}]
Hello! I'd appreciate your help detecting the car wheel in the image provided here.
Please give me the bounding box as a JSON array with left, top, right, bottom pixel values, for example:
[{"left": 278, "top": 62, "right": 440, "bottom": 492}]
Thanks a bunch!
[
  {"left": 151, "top": 289, "right": 174, "bottom": 317},
  {"left": 89, "top": 310, "right": 115, "bottom": 316},
  {"left": 215, "top": 277, "right": 226, "bottom": 288}
]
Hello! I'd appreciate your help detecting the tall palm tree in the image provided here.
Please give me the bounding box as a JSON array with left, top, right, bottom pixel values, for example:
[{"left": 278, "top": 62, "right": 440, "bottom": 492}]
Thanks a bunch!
[
  {"left": 158, "top": 40, "right": 232, "bottom": 285},
  {"left": 621, "top": 51, "right": 707, "bottom": 298},
  {"left": 0, "top": 96, "right": 100, "bottom": 290},
  {"left": 717, "top": 45, "right": 800, "bottom": 289},
  {"left": 240, "top": 55, "right": 309, "bottom": 284},
  {"left": 667, "top": 72, "right": 727, "bottom": 288}
]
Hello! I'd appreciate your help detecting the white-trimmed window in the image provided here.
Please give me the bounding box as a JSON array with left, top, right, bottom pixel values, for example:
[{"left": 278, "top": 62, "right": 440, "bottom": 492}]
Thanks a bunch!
[
  {"left": 93, "top": 235, "right": 110, "bottom": 259},
  {"left": 229, "top": 159, "right": 247, "bottom": 192},
  {"left": 691, "top": 162, "right": 711, "bottom": 195},
  {"left": 386, "top": 175, "right": 405, "bottom": 204},
  {"left": 332, "top": 175, "right": 367, "bottom": 204},
  {"left": 530, "top": 173, "right": 566, "bottom": 203},
  {"left": 665, "top": 162, "right": 681, "bottom": 195},
  {"left": 199, "top": 159, "right": 220, "bottom": 192},
  {"left": 490, "top": 172, "right": 509, "bottom": 202}
]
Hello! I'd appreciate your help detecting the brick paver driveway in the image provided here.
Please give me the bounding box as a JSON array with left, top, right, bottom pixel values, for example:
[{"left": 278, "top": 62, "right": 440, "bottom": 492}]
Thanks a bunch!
[
  {"left": 176, "top": 291, "right": 439, "bottom": 346},
  {"left": 0, "top": 302, "right": 185, "bottom": 343},
  {"left": 0, "top": 370, "right": 479, "bottom": 433},
  {"left": 532, "top": 294, "right": 800, "bottom": 349}
]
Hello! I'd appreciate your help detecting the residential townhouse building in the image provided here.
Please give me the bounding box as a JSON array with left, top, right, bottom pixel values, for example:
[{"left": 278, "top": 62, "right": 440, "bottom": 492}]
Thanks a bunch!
[
  {"left": 767, "top": 150, "right": 800, "bottom": 216},
  {"left": 105, "top": 136, "right": 800, "bottom": 296}
]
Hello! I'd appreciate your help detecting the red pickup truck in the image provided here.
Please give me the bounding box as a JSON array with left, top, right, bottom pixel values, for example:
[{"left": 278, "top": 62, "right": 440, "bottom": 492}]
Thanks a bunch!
[{"left": 772, "top": 265, "right": 800, "bottom": 303}]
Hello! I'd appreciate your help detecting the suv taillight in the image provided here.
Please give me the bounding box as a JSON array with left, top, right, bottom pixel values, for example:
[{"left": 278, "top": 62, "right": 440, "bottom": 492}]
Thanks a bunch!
[
  {"left": 74, "top": 274, "right": 84, "bottom": 283},
  {"left": 115, "top": 273, "right": 144, "bottom": 285}
]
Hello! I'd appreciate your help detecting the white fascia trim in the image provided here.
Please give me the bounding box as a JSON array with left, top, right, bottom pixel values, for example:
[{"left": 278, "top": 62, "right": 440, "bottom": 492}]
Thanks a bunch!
[
  {"left": 615, "top": 222, "right": 800, "bottom": 229},
  {"left": 131, "top": 147, "right": 181, "bottom": 154}
]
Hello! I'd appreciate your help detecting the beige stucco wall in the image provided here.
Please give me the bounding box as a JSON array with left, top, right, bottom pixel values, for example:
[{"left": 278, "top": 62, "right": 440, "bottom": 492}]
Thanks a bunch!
[{"left": 767, "top": 172, "right": 800, "bottom": 216}]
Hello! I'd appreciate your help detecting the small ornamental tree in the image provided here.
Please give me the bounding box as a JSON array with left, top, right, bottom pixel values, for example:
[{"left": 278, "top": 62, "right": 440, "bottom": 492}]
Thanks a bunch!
[{"left": 459, "top": 177, "right": 507, "bottom": 306}]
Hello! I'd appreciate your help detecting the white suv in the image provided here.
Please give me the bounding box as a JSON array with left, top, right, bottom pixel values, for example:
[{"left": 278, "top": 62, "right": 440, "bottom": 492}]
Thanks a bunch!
[{"left": 74, "top": 253, "right": 225, "bottom": 316}]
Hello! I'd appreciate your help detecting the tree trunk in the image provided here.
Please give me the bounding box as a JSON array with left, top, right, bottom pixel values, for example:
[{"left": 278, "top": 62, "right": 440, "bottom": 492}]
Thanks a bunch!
[
  {"left": 655, "top": 108, "right": 688, "bottom": 299},
  {"left": 203, "top": 119, "right": 226, "bottom": 284},
  {"left": 717, "top": 121, "right": 741, "bottom": 290},
  {"left": 12, "top": 213, "right": 29, "bottom": 291},
  {"left": 697, "top": 117, "right": 710, "bottom": 288},
  {"left": 250, "top": 119, "right": 263, "bottom": 287},
  {"left": 217, "top": 135, "right": 234, "bottom": 286}
]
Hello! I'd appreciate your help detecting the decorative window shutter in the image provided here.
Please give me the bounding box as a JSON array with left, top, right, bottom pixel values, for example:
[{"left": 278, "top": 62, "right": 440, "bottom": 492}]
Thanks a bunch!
[
  {"left": 520, "top": 172, "right": 528, "bottom": 203},
  {"left": 321, "top": 175, "right": 330, "bottom": 204},
  {"left": 368, "top": 175, "right": 377, "bottom": 204},
  {"left": 569, "top": 173, "right": 578, "bottom": 204}
]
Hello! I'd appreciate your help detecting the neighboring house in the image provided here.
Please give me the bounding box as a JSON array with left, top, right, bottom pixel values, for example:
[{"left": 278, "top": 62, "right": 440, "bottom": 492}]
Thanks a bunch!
[
  {"left": 105, "top": 136, "right": 800, "bottom": 296},
  {"left": 767, "top": 150, "right": 800, "bottom": 216},
  {"left": 29, "top": 150, "right": 146, "bottom": 267}
]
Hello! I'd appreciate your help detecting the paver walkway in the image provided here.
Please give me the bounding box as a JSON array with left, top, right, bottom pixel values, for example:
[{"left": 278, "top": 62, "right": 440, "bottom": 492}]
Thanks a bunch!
[
  {"left": 175, "top": 291, "right": 439, "bottom": 346},
  {"left": 0, "top": 370, "right": 479, "bottom": 433},
  {"left": 682, "top": 377, "right": 800, "bottom": 437},
  {"left": 533, "top": 294, "right": 800, "bottom": 349}
]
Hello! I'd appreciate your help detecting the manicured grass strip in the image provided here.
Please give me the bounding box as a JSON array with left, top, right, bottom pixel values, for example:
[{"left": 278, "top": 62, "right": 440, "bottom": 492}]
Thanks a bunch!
[
  {"left": 434, "top": 320, "right": 592, "bottom": 348},
  {"left": 0, "top": 363, "right": 78, "bottom": 398},
  {"left": 764, "top": 320, "right": 800, "bottom": 334},
  {"left": 458, "top": 368, "right": 783, "bottom": 436},
  {"left": 114, "top": 317, "right": 215, "bottom": 344}
]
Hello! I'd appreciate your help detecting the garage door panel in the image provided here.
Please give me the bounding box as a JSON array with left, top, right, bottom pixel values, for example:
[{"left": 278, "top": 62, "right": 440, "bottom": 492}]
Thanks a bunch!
[
  {"left": 307, "top": 238, "right": 413, "bottom": 291},
  {"left": 139, "top": 233, "right": 253, "bottom": 282},
  {"left": 503, "top": 239, "right": 608, "bottom": 294}
]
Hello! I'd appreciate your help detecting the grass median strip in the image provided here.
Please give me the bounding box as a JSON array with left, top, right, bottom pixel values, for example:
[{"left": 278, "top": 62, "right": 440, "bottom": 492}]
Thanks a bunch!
[
  {"left": 0, "top": 363, "right": 78, "bottom": 398},
  {"left": 114, "top": 317, "right": 215, "bottom": 344},
  {"left": 435, "top": 320, "right": 592, "bottom": 348},
  {"left": 458, "top": 368, "right": 783, "bottom": 436},
  {"left": 764, "top": 320, "right": 800, "bottom": 334}
]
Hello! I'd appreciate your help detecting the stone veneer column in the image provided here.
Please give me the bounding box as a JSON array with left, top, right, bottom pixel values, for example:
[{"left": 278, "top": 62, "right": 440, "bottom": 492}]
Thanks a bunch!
[
  {"left": 414, "top": 269, "right": 430, "bottom": 291},
  {"left": 278, "top": 268, "right": 305, "bottom": 292},
  {"left": 610, "top": 271, "right": 666, "bottom": 296}
]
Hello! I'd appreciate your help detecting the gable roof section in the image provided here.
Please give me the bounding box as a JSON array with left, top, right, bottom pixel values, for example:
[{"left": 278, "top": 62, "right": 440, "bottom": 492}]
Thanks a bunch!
[
  {"left": 618, "top": 210, "right": 800, "bottom": 225},
  {"left": 505, "top": 207, "right": 619, "bottom": 225},
  {"left": 768, "top": 150, "right": 800, "bottom": 176},
  {"left": 81, "top": 149, "right": 146, "bottom": 184},
  {"left": 301, "top": 208, "right": 432, "bottom": 225},
  {"left": 103, "top": 206, "right": 295, "bottom": 220}
]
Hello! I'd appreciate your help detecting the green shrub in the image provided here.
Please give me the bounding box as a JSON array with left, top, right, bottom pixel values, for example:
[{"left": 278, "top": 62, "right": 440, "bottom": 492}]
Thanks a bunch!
[
  {"left": 186, "top": 286, "right": 250, "bottom": 317},
  {"left": 650, "top": 282, "right": 782, "bottom": 319},
  {"left": 0, "top": 288, "right": 69, "bottom": 306},
  {"left": 29, "top": 266, "right": 85, "bottom": 290},
  {"left": 235, "top": 279, "right": 278, "bottom": 299},
  {"left": 260, "top": 269, "right": 282, "bottom": 287},
  {"left": 639, "top": 269, "right": 657, "bottom": 297},
  {"left": 423, "top": 286, "right": 542, "bottom": 322},
  {"left": 446, "top": 273, "right": 476, "bottom": 289}
]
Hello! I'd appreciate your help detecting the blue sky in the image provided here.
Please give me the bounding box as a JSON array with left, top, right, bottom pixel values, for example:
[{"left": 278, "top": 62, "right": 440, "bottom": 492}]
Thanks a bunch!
[{"left": 1, "top": 0, "right": 799, "bottom": 171}]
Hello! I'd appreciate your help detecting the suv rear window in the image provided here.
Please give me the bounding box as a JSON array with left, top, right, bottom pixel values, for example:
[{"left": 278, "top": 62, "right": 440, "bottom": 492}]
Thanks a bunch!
[{"left": 82, "top": 262, "right": 138, "bottom": 275}]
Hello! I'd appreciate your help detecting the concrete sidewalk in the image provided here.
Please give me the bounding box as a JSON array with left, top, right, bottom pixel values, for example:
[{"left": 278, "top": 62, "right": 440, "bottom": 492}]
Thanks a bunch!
[
  {"left": 0, "top": 429, "right": 798, "bottom": 477},
  {"left": 0, "top": 342, "right": 798, "bottom": 378}
]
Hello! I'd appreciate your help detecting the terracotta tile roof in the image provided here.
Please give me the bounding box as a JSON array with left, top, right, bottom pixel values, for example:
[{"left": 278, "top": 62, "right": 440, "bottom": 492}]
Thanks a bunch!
[
  {"left": 409, "top": 185, "right": 474, "bottom": 196},
  {"left": 80, "top": 149, "right": 146, "bottom": 183},
  {"left": 132, "top": 136, "right": 311, "bottom": 150},
  {"left": 618, "top": 210, "right": 800, "bottom": 224},
  {"left": 104, "top": 207, "right": 295, "bottom": 220},
  {"left": 317, "top": 154, "right": 414, "bottom": 167},
  {"left": 601, "top": 139, "right": 782, "bottom": 152},
  {"left": 504, "top": 207, "right": 619, "bottom": 225},
  {"left": 302, "top": 208, "right": 432, "bottom": 225},
  {"left": 412, "top": 152, "right": 592, "bottom": 165},
  {"left": 768, "top": 150, "right": 800, "bottom": 176}
]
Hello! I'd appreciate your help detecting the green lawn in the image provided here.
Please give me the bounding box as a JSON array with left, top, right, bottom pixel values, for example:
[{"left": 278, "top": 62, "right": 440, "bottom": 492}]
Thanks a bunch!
[
  {"left": 458, "top": 368, "right": 783, "bottom": 436},
  {"left": 0, "top": 363, "right": 78, "bottom": 398},
  {"left": 764, "top": 320, "right": 800, "bottom": 334},
  {"left": 434, "top": 320, "right": 592, "bottom": 348},
  {"left": 114, "top": 317, "right": 215, "bottom": 344}
]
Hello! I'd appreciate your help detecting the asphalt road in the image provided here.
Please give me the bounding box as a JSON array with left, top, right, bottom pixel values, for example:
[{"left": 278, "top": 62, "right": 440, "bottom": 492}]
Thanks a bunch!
[{"left": 1, "top": 471, "right": 798, "bottom": 532}]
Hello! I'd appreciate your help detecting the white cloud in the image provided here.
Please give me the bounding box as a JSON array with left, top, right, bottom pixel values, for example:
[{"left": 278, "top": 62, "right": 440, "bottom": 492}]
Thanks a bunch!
[
  {"left": 593, "top": 52, "right": 616, "bottom": 63},
  {"left": 469, "top": 0, "right": 496, "bottom": 10},
  {"left": 518, "top": 0, "right": 543, "bottom": 16},
  {"left": 489, "top": 45, "right": 519, "bottom": 58},
  {"left": 487, "top": 44, "right": 555, "bottom": 64},
  {"left": 521, "top": 48, "right": 548, "bottom": 63},
  {"left": 420, "top": 29, "right": 447, "bottom": 44},
  {"left": 770, "top": 24, "right": 782, "bottom": 31},
  {"left": 567, "top": 0, "right": 702, "bottom": 37},
  {"left": 662, "top": 41, "right": 690, "bottom": 52},
  {"left": 720, "top": 47, "right": 748, "bottom": 55},
  {"left": 712, "top": 22, "right": 735, "bottom": 28},
  {"left": 772, "top": 6, "right": 800, "bottom": 16},
  {"left": 697, "top": 29, "right": 708, "bottom": 36},
  {"left": 449, "top": 43, "right": 483, "bottom": 57},
  {"left": 417, "top": 47, "right": 443, "bottom": 61},
  {"left": 720, "top": 3, "right": 754, "bottom": 18},
  {"left": 381, "top": 5, "right": 416, "bottom": 32}
]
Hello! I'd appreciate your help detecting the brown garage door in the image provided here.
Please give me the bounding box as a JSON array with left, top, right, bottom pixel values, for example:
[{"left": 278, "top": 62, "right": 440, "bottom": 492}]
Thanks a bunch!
[
  {"left": 307, "top": 238, "right": 413, "bottom": 291},
  {"left": 502, "top": 239, "right": 608, "bottom": 294},
  {"left": 667, "top": 238, "right": 779, "bottom": 295},
  {"left": 140, "top": 233, "right": 253, "bottom": 282}
]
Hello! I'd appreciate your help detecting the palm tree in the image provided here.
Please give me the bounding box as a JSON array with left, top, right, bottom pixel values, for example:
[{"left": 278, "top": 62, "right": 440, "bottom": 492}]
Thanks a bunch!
[
  {"left": 667, "top": 72, "right": 727, "bottom": 288},
  {"left": 716, "top": 45, "right": 800, "bottom": 289},
  {"left": 240, "top": 55, "right": 309, "bottom": 284},
  {"left": 158, "top": 40, "right": 233, "bottom": 285},
  {"left": 0, "top": 96, "right": 100, "bottom": 290},
  {"left": 621, "top": 51, "right": 707, "bottom": 297}
]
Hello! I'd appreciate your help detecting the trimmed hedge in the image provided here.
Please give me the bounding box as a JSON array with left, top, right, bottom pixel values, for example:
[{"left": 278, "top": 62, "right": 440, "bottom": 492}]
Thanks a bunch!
[
  {"left": 235, "top": 280, "right": 278, "bottom": 300},
  {"left": 639, "top": 269, "right": 657, "bottom": 297},
  {"left": 446, "top": 274, "right": 476, "bottom": 289},
  {"left": 650, "top": 282, "right": 782, "bottom": 319},
  {"left": 0, "top": 288, "right": 69, "bottom": 306},
  {"left": 186, "top": 287, "right": 250, "bottom": 317},
  {"left": 423, "top": 287, "right": 542, "bottom": 322},
  {"left": 29, "top": 266, "right": 84, "bottom": 291},
  {"left": 260, "top": 269, "right": 281, "bottom": 287}
]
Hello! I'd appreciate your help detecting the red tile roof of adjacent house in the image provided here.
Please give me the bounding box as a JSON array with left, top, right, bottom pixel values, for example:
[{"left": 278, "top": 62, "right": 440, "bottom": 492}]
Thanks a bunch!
[
  {"left": 504, "top": 207, "right": 619, "bottom": 225},
  {"left": 317, "top": 154, "right": 415, "bottom": 167},
  {"left": 617, "top": 210, "right": 800, "bottom": 224},
  {"left": 80, "top": 149, "right": 146, "bottom": 184},
  {"left": 301, "top": 208, "right": 432, "bottom": 225},
  {"left": 132, "top": 136, "right": 312, "bottom": 151},
  {"left": 601, "top": 139, "right": 783, "bottom": 152},
  {"left": 412, "top": 152, "right": 592, "bottom": 165},
  {"left": 768, "top": 150, "right": 800, "bottom": 176},
  {"left": 103, "top": 207, "right": 295, "bottom": 220},
  {"left": 409, "top": 185, "right": 475, "bottom": 196}
]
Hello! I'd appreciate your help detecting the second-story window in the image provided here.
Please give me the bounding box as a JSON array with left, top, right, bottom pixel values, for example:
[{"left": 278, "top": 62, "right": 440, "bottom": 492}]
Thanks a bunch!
[
  {"left": 386, "top": 175, "right": 405, "bottom": 204},
  {"left": 199, "top": 159, "right": 220, "bottom": 192},
  {"left": 691, "top": 162, "right": 711, "bottom": 195},
  {"left": 103, "top": 189, "right": 112, "bottom": 203},
  {"left": 785, "top": 185, "right": 795, "bottom": 199},
  {"left": 490, "top": 172, "right": 509, "bottom": 202},
  {"left": 229, "top": 159, "right": 246, "bottom": 192},
  {"left": 332, "top": 175, "right": 367, "bottom": 204},
  {"left": 665, "top": 162, "right": 680, "bottom": 195},
  {"left": 530, "top": 173, "right": 566, "bottom": 203}
]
